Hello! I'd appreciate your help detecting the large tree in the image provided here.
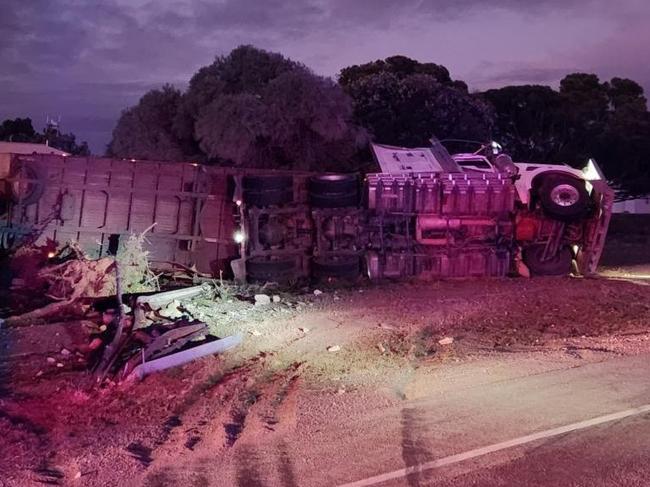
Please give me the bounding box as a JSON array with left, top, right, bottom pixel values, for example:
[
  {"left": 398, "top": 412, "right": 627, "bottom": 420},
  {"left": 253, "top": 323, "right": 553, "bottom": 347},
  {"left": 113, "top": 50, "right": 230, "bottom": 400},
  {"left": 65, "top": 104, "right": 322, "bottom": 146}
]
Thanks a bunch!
[
  {"left": 339, "top": 55, "right": 493, "bottom": 147},
  {"left": 482, "top": 85, "right": 564, "bottom": 161},
  {"left": 107, "top": 85, "right": 187, "bottom": 161},
  {"left": 109, "top": 45, "right": 366, "bottom": 171}
]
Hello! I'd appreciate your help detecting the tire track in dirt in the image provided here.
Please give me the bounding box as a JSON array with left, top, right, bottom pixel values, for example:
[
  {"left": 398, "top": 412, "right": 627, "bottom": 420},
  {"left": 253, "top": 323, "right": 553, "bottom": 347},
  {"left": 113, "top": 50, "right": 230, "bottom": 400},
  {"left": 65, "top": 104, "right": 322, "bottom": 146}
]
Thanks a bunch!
[{"left": 137, "top": 356, "right": 304, "bottom": 486}]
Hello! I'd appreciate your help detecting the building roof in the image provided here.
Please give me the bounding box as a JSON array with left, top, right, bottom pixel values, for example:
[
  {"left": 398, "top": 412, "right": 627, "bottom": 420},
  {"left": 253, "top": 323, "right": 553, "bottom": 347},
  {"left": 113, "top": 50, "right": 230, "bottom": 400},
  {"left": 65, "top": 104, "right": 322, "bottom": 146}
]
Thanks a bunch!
[{"left": 0, "top": 141, "right": 69, "bottom": 156}]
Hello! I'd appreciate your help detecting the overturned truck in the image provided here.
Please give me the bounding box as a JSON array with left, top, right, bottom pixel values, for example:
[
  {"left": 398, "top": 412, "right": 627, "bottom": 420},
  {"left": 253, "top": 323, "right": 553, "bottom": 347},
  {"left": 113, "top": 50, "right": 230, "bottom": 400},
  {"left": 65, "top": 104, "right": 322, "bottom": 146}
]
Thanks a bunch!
[{"left": 0, "top": 140, "right": 612, "bottom": 283}]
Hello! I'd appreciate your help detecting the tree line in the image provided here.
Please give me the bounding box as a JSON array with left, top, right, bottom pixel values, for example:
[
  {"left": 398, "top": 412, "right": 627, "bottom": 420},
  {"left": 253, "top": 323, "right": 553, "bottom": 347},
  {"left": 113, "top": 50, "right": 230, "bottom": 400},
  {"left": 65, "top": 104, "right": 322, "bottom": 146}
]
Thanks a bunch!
[
  {"left": 2, "top": 45, "right": 648, "bottom": 197},
  {"left": 0, "top": 118, "right": 89, "bottom": 156}
]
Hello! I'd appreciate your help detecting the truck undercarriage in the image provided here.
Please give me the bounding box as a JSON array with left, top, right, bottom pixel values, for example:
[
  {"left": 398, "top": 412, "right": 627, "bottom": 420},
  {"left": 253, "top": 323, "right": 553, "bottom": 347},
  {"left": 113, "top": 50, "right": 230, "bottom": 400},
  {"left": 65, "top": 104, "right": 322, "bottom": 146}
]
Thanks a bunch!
[{"left": 0, "top": 145, "right": 613, "bottom": 283}]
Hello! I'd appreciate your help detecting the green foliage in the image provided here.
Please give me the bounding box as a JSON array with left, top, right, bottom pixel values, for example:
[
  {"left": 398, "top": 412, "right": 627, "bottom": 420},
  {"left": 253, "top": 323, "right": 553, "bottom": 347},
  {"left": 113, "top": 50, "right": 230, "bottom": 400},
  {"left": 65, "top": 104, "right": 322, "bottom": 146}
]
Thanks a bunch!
[
  {"left": 109, "top": 45, "right": 365, "bottom": 171},
  {"left": 339, "top": 55, "right": 453, "bottom": 88},
  {"left": 0, "top": 117, "right": 90, "bottom": 155},
  {"left": 484, "top": 74, "right": 650, "bottom": 198},
  {"left": 340, "top": 56, "right": 493, "bottom": 147},
  {"left": 115, "top": 229, "right": 159, "bottom": 294},
  {"left": 107, "top": 85, "right": 187, "bottom": 161},
  {"left": 0, "top": 118, "right": 37, "bottom": 142}
]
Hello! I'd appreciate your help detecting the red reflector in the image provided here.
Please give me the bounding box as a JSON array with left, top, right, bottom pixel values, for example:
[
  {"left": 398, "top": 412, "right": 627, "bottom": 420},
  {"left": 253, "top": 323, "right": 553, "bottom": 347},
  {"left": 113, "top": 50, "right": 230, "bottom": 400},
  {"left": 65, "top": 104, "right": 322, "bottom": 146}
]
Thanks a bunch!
[{"left": 516, "top": 217, "right": 538, "bottom": 241}]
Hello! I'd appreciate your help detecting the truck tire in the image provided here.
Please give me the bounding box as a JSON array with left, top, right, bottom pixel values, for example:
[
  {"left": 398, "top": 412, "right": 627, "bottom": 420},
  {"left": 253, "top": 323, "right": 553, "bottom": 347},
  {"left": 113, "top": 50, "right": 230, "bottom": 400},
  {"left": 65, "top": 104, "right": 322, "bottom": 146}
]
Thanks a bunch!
[
  {"left": 523, "top": 244, "right": 573, "bottom": 276},
  {"left": 312, "top": 256, "right": 361, "bottom": 280},
  {"left": 242, "top": 175, "right": 293, "bottom": 208},
  {"left": 246, "top": 257, "right": 297, "bottom": 283},
  {"left": 309, "top": 174, "right": 359, "bottom": 208},
  {"left": 538, "top": 175, "right": 590, "bottom": 221},
  {"left": 9, "top": 163, "right": 46, "bottom": 206}
]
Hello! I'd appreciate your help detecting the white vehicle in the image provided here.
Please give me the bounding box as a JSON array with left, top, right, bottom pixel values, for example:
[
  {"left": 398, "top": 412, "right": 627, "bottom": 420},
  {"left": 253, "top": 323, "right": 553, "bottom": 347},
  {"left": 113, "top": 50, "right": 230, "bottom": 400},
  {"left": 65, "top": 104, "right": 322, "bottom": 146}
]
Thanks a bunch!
[{"left": 451, "top": 149, "right": 605, "bottom": 222}]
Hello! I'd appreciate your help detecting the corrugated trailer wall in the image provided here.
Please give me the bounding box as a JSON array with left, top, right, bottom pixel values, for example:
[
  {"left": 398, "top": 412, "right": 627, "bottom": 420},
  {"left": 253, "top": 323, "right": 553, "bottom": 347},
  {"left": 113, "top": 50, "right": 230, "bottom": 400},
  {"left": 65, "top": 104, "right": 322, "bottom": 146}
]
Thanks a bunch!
[{"left": 1, "top": 154, "right": 299, "bottom": 276}]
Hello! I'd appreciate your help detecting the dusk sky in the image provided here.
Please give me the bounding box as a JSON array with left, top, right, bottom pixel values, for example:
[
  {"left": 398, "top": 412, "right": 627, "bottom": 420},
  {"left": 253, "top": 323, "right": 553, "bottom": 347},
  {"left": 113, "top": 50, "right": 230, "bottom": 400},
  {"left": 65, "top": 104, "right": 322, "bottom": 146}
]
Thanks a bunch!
[{"left": 1, "top": 0, "right": 649, "bottom": 153}]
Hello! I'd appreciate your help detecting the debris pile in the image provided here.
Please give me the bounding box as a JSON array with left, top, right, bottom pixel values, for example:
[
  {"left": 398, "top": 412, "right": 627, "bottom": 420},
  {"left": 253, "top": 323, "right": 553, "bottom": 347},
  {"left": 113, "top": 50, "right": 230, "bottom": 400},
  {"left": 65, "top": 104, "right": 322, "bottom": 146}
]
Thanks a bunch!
[
  {"left": 91, "top": 283, "right": 242, "bottom": 382},
  {"left": 2, "top": 237, "right": 243, "bottom": 383}
]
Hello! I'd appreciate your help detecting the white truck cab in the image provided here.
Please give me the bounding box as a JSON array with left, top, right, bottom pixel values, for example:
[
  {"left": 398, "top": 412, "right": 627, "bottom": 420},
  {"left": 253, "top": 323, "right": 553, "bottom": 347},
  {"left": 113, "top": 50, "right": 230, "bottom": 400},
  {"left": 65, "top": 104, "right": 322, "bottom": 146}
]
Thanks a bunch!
[{"left": 451, "top": 151, "right": 604, "bottom": 217}]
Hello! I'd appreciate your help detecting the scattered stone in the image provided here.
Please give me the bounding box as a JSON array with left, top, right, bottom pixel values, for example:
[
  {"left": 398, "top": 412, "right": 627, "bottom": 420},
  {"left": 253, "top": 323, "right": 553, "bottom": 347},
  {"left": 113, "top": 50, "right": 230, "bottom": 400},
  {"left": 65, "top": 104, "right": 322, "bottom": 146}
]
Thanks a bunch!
[
  {"left": 254, "top": 294, "right": 271, "bottom": 306},
  {"left": 333, "top": 295, "right": 340, "bottom": 301},
  {"left": 249, "top": 330, "right": 262, "bottom": 336},
  {"left": 56, "top": 362, "right": 64, "bottom": 368},
  {"left": 60, "top": 348, "right": 71, "bottom": 357},
  {"left": 299, "top": 327, "right": 309, "bottom": 333},
  {"left": 337, "top": 387, "right": 346, "bottom": 395},
  {"left": 74, "top": 471, "right": 82, "bottom": 480},
  {"left": 272, "top": 295, "right": 281, "bottom": 303},
  {"left": 327, "top": 345, "right": 341, "bottom": 353},
  {"left": 46, "top": 357, "right": 56, "bottom": 364},
  {"left": 438, "top": 337, "right": 454, "bottom": 345},
  {"left": 35, "top": 371, "right": 44, "bottom": 377},
  {"left": 313, "top": 289, "right": 323, "bottom": 296},
  {"left": 377, "top": 343, "right": 386, "bottom": 353}
]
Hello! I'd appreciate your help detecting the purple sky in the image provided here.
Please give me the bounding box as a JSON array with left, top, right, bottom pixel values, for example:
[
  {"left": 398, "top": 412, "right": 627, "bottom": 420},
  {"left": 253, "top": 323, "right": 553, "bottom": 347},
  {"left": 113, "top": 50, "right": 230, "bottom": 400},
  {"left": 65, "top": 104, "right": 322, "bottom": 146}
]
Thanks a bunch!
[{"left": 1, "top": 0, "right": 649, "bottom": 153}]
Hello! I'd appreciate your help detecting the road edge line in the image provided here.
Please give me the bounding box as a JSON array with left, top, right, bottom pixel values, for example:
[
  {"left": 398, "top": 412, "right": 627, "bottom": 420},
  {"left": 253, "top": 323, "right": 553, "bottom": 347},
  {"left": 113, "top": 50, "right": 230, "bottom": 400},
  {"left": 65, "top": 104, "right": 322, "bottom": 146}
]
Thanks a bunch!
[{"left": 338, "top": 404, "right": 650, "bottom": 487}]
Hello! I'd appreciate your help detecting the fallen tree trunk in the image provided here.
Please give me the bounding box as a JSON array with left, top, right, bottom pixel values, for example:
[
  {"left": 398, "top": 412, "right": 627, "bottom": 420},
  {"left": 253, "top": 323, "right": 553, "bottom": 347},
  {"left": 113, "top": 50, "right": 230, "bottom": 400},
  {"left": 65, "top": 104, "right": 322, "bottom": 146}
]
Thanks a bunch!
[{"left": 0, "top": 299, "right": 89, "bottom": 328}]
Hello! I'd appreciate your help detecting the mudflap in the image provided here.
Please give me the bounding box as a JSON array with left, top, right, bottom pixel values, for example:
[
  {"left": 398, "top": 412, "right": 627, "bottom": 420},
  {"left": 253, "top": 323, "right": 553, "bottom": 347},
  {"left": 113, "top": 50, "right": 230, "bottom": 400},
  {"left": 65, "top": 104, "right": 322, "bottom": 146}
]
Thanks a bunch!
[{"left": 575, "top": 180, "right": 614, "bottom": 276}]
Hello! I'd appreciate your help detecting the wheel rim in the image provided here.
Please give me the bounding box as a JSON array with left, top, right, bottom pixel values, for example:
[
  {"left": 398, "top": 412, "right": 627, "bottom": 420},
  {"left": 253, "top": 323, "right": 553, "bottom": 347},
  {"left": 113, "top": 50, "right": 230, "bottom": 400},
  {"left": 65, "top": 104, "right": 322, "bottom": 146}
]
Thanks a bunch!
[{"left": 550, "top": 184, "right": 580, "bottom": 207}]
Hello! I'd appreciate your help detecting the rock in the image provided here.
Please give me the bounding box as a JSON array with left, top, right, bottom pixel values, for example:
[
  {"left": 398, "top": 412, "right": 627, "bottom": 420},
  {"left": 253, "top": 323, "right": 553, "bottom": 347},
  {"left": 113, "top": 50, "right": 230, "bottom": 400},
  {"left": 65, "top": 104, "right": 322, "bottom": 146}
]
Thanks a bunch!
[
  {"left": 254, "top": 294, "right": 271, "bottom": 306},
  {"left": 272, "top": 295, "right": 281, "bottom": 303},
  {"left": 56, "top": 362, "right": 64, "bottom": 368},
  {"left": 299, "top": 327, "right": 309, "bottom": 333},
  {"left": 438, "top": 337, "right": 454, "bottom": 345},
  {"left": 377, "top": 343, "right": 386, "bottom": 353},
  {"left": 46, "top": 357, "right": 56, "bottom": 364},
  {"left": 327, "top": 345, "right": 341, "bottom": 352},
  {"left": 60, "top": 348, "right": 71, "bottom": 357},
  {"left": 313, "top": 289, "right": 323, "bottom": 296},
  {"left": 337, "top": 387, "right": 346, "bottom": 395},
  {"left": 35, "top": 370, "right": 44, "bottom": 377},
  {"left": 249, "top": 330, "right": 262, "bottom": 336},
  {"left": 74, "top": 471, "right": 82, "bottom": 480}
]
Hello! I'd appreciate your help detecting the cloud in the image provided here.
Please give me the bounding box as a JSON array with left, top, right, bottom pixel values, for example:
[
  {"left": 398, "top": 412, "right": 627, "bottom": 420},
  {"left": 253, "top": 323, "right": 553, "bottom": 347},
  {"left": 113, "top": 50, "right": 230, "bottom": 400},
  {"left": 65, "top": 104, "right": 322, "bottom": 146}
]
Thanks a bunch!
[{"left": 0, "top": 0, "right": 648, "bottom": 153}]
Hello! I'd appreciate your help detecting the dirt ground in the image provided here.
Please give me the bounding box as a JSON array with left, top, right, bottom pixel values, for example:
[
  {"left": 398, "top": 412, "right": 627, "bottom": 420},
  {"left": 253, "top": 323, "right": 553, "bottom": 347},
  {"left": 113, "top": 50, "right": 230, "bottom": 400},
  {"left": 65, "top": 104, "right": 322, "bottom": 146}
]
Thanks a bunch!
[{"left": 1, "top": 224, "right": 650, "bottom": 487}]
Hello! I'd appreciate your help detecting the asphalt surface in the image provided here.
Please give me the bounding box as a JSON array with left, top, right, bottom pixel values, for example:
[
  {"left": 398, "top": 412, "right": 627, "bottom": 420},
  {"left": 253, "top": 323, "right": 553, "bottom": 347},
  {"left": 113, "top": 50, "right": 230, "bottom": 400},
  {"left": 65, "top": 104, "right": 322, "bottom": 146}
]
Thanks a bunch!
[
  {"left": 335, "top": 353, "right": 650, "bottom": 487},
  {"left": 419, "top": 414, "right": 650, "bottom": 487}
]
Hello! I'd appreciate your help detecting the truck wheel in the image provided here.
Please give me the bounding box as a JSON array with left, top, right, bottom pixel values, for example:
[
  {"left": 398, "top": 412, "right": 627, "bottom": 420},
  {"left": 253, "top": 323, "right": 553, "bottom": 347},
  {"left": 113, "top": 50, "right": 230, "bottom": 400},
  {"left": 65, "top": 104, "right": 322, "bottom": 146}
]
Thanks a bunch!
[
  {"left": 9, "top": 163, "right": 45, "bottom": 206},
  {"left": 538, "top": 175, "right": 590, "bottom": 221},
  {"left": 309, "top": 174, "right": 359, "bottom": 208},
  {"left": 522, "top": 244, "right": 573, "bottom": 276},
  {"left": 246, "top": 257, "right": 297, "bottom": 283},
  {"left": 312, "top": 256, "right": 360, "bottom": 280},
  {"left": 242, "top": 175, "right": 293, "bottom": 208}
]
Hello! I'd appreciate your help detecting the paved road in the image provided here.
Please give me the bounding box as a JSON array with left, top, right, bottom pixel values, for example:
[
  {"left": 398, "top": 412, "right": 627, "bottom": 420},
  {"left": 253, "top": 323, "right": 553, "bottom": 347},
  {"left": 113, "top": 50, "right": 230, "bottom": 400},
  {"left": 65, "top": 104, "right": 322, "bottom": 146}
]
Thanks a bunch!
[
  {"left": 414, "top": 414, "right": 650, "bottom": 487},
  {"left": 334, "top": 353, "right": 650, "bottom": 487},
  {"left": 135, "top": 352, "right": 650, "bottom": 487}
]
